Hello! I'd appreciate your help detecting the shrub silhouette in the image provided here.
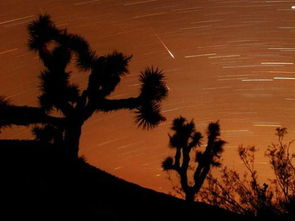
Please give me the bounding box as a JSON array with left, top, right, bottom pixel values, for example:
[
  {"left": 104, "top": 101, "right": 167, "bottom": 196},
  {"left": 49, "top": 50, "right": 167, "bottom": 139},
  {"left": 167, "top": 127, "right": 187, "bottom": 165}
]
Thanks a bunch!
[
  {"left": 162, "top": 116, "right": 226, "bottom": 202},
  {"left": 199, "top": 127, "right": 295, "bottom": 220},
  {"left": 0, "top": 15, "right": 168, "bottom": 157}
]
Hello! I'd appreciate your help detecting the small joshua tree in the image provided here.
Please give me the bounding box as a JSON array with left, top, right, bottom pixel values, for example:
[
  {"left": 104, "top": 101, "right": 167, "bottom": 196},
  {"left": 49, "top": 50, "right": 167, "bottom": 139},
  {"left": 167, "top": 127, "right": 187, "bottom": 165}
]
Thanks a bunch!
[
  {"left": 162, "top": 116, "right": 225, "bottom": 202},
  {"left": 0, "top": 15, "right": 168, "bottom": 158}
]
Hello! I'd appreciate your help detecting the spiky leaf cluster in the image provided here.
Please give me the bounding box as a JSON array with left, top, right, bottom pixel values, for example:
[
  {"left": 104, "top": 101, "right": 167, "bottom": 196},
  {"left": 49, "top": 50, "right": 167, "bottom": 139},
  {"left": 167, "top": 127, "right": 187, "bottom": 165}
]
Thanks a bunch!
[
  {"left": 28, "top": 14, "right": 60, "bottom": 51},
  {"left": 207, "top": 122, "right": 225, "bottom": 167},
  {"left": 196, "top": 122, "right": 225, "bottom": 167},
  {"left": 135, "top": 102, "right": 165, "bottom": 129},
  {"left": 162, "top": 157, "right": 174, "bottom": 170},
  {"left": 88, "top": 52, "right": 132, "bottom": 98},
  {"left": 139, "top": 67, "right": 168, "bottom": 102},
  {"left": 38, "top": 69, "right": 79, "bottom": 112},
  {"left": 169, "top": 116, "right": 202, "bottom": 150},
  {"left": 134, "top": 67, "right": 168, "bottom": 129},
  {"left": 65, "top": 33, "right": 95, "bottom": 69}
]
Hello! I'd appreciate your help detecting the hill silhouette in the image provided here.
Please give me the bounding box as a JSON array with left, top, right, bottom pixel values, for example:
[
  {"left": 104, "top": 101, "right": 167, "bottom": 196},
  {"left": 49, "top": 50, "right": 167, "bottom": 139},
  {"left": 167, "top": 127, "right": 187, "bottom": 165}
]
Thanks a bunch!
[{"left": 0, "top": 140, "right": 251, "bottom": 221}]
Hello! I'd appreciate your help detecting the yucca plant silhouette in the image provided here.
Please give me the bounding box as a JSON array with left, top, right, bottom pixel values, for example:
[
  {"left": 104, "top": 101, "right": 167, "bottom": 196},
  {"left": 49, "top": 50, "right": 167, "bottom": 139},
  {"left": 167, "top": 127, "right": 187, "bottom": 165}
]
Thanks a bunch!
[
  {"left": 0, "top": 15, "right": 168, "bottom": 158},
  {"left": 162, "top": 116, "right": 225, "bottom": 202}
]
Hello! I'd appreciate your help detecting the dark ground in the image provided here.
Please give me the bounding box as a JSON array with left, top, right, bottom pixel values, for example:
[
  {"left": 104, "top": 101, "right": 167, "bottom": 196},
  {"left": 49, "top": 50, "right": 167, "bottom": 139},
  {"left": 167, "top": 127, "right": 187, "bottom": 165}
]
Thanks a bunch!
[{"left": 0, "top": 140, "right": 254, "bottom": 221}]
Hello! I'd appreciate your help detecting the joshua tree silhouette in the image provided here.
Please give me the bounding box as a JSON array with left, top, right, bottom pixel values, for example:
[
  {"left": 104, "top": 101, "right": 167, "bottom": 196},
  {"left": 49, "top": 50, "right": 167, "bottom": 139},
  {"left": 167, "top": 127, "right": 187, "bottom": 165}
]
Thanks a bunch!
[
  {"left": 0, "top": 15, "right": 168, "bottom": 158},
  {"left": 162, "top": 116, "right": 225, "bottom": 202}
]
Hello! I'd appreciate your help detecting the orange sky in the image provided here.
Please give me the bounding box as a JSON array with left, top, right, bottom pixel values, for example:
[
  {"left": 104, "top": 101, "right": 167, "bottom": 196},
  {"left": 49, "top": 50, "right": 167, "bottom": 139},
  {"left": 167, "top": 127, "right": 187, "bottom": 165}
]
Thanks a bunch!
[{"left": 1, "top": 0, "right": 295, "bottom": 195}]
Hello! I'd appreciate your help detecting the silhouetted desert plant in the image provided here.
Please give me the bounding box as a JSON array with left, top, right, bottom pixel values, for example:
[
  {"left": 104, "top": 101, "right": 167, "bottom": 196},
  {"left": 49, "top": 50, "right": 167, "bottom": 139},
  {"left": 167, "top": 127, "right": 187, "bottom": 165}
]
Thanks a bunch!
[
  {"left": 199, "top": 127, "right": 295, "bottom": 220},
  {"left": 162, "top": 116, "right": 226, "bottom": 202},
  {"left": 0, "top": 14, "right": 168, "bottom": 157}
]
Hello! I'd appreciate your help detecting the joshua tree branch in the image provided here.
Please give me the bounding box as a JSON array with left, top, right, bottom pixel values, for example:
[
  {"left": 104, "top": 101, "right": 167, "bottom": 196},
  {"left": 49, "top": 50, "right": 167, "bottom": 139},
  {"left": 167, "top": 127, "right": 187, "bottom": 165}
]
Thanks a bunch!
[
  {"left": 57, "top": 102, "right": 75, "bottom": 117},
  {"left": 0, "top": 105, "right": 66, "bottom": 127},
  {"left": 96, "top": 97, "right": 141, "bottom": 111},
  {"left": 174, "top": 147, "right": 181, "bottom": 171}
]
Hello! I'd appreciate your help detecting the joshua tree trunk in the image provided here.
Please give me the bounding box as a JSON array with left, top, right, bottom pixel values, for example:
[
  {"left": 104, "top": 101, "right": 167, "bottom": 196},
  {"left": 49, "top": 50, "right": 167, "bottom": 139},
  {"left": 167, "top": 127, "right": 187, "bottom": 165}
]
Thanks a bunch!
[
  {"left": 185, "top": 189, "right": 195, "bottom": 203},
  {"left": 64, "top": 123, "right": 82, "bottom": 158},
  {"left": 193, "top": 165, "right": 211, "bottom": 194}
]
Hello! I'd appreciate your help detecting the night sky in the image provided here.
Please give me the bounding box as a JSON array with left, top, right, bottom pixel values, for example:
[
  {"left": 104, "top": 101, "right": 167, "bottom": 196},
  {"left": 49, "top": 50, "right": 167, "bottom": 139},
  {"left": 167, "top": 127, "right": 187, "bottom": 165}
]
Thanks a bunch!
[{"left": 1, "top": 0, "right": 295, "bottom": 195}]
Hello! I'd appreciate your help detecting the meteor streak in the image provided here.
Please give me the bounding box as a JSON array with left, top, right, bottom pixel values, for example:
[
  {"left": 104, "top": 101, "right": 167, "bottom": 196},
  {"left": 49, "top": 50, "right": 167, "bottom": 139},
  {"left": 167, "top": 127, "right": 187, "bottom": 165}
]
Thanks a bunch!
[{"left": 154, "top": 33, "right": 175, "bottom": 59}]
